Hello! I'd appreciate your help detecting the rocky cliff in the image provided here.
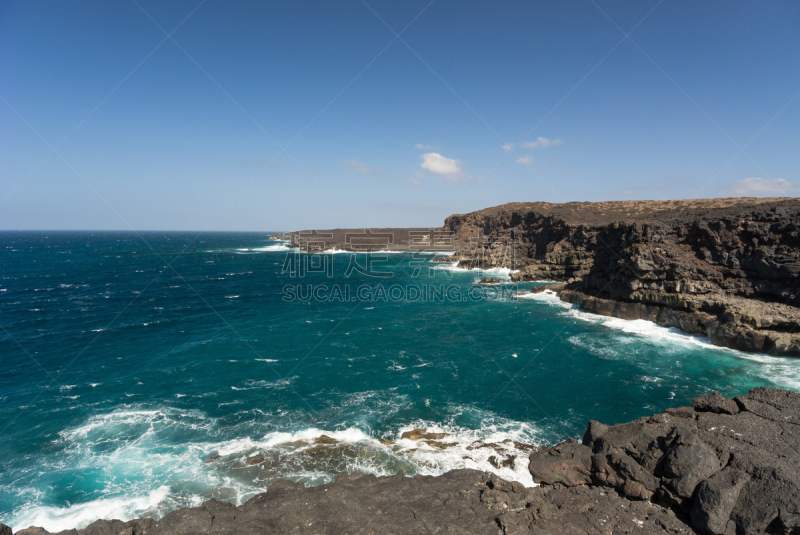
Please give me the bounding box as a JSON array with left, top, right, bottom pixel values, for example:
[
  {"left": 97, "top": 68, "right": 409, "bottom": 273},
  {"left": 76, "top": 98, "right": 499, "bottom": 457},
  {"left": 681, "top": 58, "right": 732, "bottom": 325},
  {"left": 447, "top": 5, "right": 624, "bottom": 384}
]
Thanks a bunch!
[
  {"left": 6, "top": 387, "right": 799, "bottom": 534},
  {"left": 442, "top": 198, "right": 800, "bottom": 356}
]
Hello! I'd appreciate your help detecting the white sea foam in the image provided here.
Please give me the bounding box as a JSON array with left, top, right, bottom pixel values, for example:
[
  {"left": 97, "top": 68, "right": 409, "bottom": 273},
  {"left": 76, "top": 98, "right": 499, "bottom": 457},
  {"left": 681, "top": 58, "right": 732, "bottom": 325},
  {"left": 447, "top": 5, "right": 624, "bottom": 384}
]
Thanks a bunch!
[
  {"left": 309, "top": 248, "right": 455, "bottom": 255},
  {"left": 10, "top": 400, "right": 549, "bottom": 532},
  {"left": 10, "top": 486, "right": 172, "bottom": 534},
  {"left": 235, "top": 245, "right": 296, "bottom": 253},
  {"left": 434, "top": 263, "right": 520, "bottom": 278},
  {"left": 390, "top": 416, "right": 541, "bottom": 487},
  {"left": 518, "top": 288, "right": 800, "bottom": 389}
]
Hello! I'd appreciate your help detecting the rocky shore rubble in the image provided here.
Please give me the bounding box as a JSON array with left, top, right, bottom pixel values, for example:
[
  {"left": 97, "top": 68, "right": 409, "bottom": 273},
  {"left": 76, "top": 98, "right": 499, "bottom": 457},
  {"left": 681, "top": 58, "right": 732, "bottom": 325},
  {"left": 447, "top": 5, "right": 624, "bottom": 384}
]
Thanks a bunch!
[
  {"left": 443, "top": 198, "right": 800, "bottom": 356},
  {"left": 6, "top": 387, "right": 798, "bottom": 535}
]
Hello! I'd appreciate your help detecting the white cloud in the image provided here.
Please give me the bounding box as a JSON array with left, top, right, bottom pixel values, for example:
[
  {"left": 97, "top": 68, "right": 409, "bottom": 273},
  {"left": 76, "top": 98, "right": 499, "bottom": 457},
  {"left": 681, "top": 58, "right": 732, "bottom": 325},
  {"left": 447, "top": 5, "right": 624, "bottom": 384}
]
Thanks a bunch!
[
  {"left": 521, "top": 137, "right": 563, "bottom": 149},
  {"left": 515, "top": 156, "right": 534, "bottom": 164},
  {"left": 408, "top": 178, "right": 421, "bottom": 187},
  {"left": 719, "top": 177, "right": 799, "bottom": 197},
  {"left": 344, "top": 159, "right": 382, "bottom": 175},
  {"left": 421, "top": 153, "right": 460, "bottom": 174},
  {"left": 415, "top": 143, "right": 437, "bottom": 150},
  {"left": 501, "top": 143, "right": 514, "bottom": 152},
  {"left": 420, "top": 152, "right": 472, "bottom": 183}
]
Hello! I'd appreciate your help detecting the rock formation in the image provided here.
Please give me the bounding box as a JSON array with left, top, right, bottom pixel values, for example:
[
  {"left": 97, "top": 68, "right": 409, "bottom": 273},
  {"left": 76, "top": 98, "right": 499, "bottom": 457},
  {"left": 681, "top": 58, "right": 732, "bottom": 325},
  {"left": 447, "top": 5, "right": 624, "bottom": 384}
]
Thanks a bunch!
[
  {"left": 528, "top": 387, "right": 800, "bottom": 535},
  {"left": 442, "top": 198, "right": 800, "bottom": 356},
  {"left": 6, "top": 388, "right": 798, "bottom": 535}
]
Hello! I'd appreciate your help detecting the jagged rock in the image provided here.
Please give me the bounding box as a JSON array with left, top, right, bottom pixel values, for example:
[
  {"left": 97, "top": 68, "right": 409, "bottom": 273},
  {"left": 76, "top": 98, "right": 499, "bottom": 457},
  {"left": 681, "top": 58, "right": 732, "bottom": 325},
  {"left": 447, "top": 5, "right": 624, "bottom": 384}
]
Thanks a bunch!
[
  {"left": 535, "top": 387, "right": 800, "bottom": 535},
  {"left": 512, "top": 440, "right": 537, "bottom": 453},
  {"left": 16, "top": 388, "right": 800, "bottom": 535},
  {"left": 591, "top": 447, "right": 660, "bottom": 500},
  {"left": 421, "top": 439, "right": 456, "bottom": 449},
  {"left": 203, "top": 453, "right": 220, "bottom": 463},
  {"left": 693, "top": 391, "right": 740, "bottom": 415},
  {"left": 400, "top": 428, "right": 450, "bottom": 441},
  {"left": 443, "top": 198, "right": 800, "bottom": 356},
  {"left": 245, "top": 454, "right": 264, "bottom": 465},
  {"left": 528, "top": 440, "right": 592, "bottom": 486},
  {"left": 11, "top": 518, "right": 155, "bottom": 535},
  {"left": 581, "top": 419, "right": 609, "bottom": 445},
  {"left": 691, "top": 467, "right": 751, "bottom": 534},
  {"left": 661, "top": 427, "right": 722, "bottom": 499},
  {"left": 530, "top": 282, "right": 566, "bottom": 293},
  {"left": 313, "top": 435, "right": 337, "bottom": 444}
]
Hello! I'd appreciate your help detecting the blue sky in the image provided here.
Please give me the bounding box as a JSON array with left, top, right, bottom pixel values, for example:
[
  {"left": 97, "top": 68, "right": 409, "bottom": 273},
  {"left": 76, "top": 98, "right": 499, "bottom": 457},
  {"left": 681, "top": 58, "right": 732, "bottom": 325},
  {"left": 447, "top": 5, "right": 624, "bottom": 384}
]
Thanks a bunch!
[{"left": 1, "top": 0, "right": 799, "bottom": 230}]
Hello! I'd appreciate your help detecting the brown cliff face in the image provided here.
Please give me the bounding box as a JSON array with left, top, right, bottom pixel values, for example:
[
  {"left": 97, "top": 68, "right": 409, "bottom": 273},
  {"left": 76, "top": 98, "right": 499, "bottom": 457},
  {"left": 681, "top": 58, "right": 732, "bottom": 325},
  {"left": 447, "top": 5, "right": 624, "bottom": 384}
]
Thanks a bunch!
[{"left": 443, "top": 198, "right": 800, "bottom": 356}]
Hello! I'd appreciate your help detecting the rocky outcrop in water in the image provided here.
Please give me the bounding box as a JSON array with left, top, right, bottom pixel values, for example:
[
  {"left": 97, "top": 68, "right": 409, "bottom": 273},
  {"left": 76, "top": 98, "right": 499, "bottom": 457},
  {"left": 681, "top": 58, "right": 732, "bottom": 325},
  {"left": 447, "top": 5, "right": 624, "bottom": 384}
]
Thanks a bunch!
[
  {"left": 7, "top": 388, "right": 799, "bottom": 535},
  {"left": 442, "top": 198, "right": 800, "bottom": 356}
]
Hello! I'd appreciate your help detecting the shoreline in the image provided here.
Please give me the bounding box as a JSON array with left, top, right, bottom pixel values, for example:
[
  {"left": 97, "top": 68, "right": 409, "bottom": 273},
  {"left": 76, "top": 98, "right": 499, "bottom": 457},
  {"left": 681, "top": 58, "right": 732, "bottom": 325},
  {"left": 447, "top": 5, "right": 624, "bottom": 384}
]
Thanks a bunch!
[
  {"left": 8, "top": 387, "right": 799, "bottom": 535},
  {"left": 276, "top": 198, "right": 800, "bottom": 357}
]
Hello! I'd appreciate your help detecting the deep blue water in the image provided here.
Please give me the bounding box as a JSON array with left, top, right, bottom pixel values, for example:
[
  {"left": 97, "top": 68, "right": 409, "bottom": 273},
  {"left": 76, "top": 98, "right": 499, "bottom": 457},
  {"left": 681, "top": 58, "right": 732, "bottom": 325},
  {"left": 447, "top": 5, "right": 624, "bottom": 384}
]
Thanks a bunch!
[{"left": 2, "top": 231, "right": 799, "bottom": 531}]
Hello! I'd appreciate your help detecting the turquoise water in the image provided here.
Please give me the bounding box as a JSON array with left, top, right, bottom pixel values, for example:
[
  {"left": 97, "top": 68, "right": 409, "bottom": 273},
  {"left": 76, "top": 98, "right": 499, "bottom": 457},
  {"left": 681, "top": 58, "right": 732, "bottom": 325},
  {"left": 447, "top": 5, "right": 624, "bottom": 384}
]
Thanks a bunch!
[{"left": 2, "top": 231, "right": 799, "bottom": 532}]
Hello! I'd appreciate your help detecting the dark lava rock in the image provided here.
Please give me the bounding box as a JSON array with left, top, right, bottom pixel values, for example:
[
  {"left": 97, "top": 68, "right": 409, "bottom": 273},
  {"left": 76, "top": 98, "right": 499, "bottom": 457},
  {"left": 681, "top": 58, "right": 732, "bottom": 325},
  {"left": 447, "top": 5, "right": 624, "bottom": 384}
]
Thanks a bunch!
[
  {"left": 693, "top": 391, "right": 740, "bottom": 415},
  {"left": 400, "top": 428, "right": 450, "bottom": 441},
  {"left": 15, "top": 518, "right": 154, "bottom": 535},
  {"left": 14, "top": 467, "right": 693, "bottom": 535},
  {"left": 690, "top": 467, "right": 750, "bottom": 534},
  {"left": 445, "top": 198, "right": 800, "bottom": 356},
  {"left": 16, "top": 388, "right": 800, "bottom": 535},
  {"left": 528, "top": 439, "right": 592, "bottom": 486},
  {"left": 313, "top": 435, "right": 337, "bottom": 444},
  {"left": 529, "top": 387, "right": 800, "bottom": 535}
]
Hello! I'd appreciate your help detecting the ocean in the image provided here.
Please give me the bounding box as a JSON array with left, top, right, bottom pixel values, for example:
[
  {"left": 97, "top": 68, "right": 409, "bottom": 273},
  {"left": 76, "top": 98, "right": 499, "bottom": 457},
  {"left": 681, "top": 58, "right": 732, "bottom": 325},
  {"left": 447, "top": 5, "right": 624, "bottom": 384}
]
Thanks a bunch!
[{"left": 2, "top": 231, "right": 799, "bottom": 532}]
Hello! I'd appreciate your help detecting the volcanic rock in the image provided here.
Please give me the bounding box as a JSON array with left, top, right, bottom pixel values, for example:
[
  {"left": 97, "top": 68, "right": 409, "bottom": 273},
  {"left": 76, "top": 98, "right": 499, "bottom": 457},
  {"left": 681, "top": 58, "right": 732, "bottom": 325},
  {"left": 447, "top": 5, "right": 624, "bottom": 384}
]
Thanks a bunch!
[
  {"left": 400, "top": 428, "right": 450, "bottom": 441},
  {"left": 528, "top": 387, "right": 800, "bottom": 534},
  {"left": 444, "top": 198, "right": 800, "bottom": 356},
  {"left": 14, "top": 388, "right": 800, "bottom": 535}
]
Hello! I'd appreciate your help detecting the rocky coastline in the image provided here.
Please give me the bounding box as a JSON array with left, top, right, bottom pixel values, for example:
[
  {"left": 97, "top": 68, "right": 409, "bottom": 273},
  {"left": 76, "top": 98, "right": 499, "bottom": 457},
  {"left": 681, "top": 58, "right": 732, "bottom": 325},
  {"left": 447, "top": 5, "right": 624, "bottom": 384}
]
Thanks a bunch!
[
  {"left": 6, "top": 387, "right": 799, "bottom": 534},
  {"left": 441, "top": 198, "right": 800, "bottom": 356},
  {"left": 281, "top": 198, "right": 800, "bottom": 356}
]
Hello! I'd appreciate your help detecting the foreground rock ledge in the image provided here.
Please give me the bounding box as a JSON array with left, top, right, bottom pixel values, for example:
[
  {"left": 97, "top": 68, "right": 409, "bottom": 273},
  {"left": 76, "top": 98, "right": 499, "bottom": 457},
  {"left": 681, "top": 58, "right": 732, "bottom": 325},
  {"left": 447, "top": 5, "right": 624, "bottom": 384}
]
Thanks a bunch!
[{"left": 6, "top": 388, "right": 799, "bottom": 535}]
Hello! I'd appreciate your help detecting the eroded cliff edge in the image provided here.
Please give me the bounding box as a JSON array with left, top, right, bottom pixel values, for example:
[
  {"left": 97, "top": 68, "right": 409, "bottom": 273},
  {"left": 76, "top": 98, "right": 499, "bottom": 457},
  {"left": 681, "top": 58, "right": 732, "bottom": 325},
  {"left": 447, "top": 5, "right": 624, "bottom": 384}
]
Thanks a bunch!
[
  {"left": 442, "top": 197, "right": 800, "bottom": 356},
  {"left": 6, "top": 388, "right": 799, "bottom": 534}
]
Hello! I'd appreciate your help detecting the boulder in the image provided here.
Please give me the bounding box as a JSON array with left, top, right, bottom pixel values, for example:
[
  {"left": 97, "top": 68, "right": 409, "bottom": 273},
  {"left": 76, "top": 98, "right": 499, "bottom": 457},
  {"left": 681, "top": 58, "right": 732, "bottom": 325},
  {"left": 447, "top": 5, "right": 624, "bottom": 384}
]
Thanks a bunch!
[
  {"left": 691, "top": 467, "right": 750, "bottom": 534},
  {"left": 528, "top": 440, "right": 592, "bottom": 487},
  {"left": 400, "top": 428, "right": 450, "bottom": 441},
  {"left": 693, "top": 391, "right": 740, "bottom": 415},
  {"left": 660, "top": 427, "right": 722, "bottom": 499},
  {"left": 581, "top": 419, "right": 609, "bottom": 445}
]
